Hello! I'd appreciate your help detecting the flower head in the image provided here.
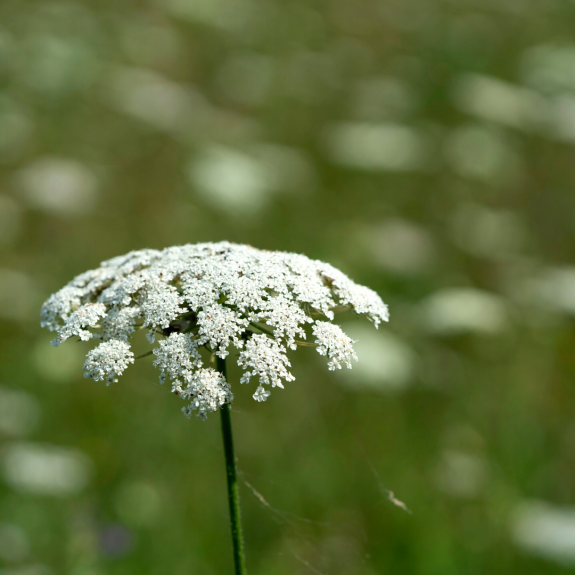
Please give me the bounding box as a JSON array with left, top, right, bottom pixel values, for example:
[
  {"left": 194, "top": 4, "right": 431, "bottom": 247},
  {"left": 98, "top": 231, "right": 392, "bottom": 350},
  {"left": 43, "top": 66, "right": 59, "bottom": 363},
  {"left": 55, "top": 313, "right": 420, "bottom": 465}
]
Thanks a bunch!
[{"left": 41, "top": 242, "right": 388, "bottom": 418}]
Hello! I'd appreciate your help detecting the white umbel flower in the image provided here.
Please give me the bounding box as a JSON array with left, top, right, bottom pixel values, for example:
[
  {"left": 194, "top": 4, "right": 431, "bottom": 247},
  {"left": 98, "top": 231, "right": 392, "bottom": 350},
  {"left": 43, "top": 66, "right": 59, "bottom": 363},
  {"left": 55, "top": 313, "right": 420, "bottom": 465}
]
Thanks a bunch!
[
  {"left": 50, "top": 302, "right": 106, "bottom": 347},
  {"left": 179, "top": 368, "right": 233, "bottom": 420},
  {"left": 83, "top": 339, "right": 135, "bottom": 385},
  {"left": 312, "top": 321, "right": 358, "bottom": 370},
  {"left": 237, "top": 334, "right": 295, "bottom": 389},
  {"left": 41, "top": 242, "right": 389, "bottom": 418}
]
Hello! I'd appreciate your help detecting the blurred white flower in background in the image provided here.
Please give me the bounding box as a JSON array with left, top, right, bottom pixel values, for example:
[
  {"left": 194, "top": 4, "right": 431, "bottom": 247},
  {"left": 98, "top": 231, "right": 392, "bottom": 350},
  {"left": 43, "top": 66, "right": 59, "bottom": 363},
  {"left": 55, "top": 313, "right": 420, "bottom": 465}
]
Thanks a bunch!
[
  {"left": 364, "top": 219, "right": 435, "bottom": 276},
  {"left": 521, "top": 44, "right": 575, "bottom": 96},
  {"left": 336, "top": 322, "right": 415, "bottom": 392},
  {"left": 22, "top": 35, "right": 99, "bottom": 97},
  {"left": 323, "top": 122, "right": 425, "bottom": 171},
  {"left": 163, "top": 0, "right": 255, "bottom": 32},
  {"left": 444, "top": 125, "right": 522, "bottom": 183},
  {"left": 451, "top": 73, "right": 546, "bottom": 130},
  {"left": 523, "top": 267, "right": 575, "bottom": 316},
  {"left": 32, "top": 336, "right": 87, "bottom": 383},
  {"left": 1, "top": 443, "right": 92, "bottom": 497},
  {"left": 420, "top": 288, "right": 508, "bottom": 335},
  {"left": 351, "top": 76, "right": 418, "bottom": 122},
  {"left": 0, "top": 387, "right": 41, "bottom": 437},
  {"left": 433, "top": 450, "right": 489, "bottom": 498},
  {"left": 0, "top": 196, "right": 23, "bottom": 246},
  {"left": 520, "top": 44, "right": 575, "bottom": 141},
  {"left": 15, "top": 158, "right": 98, "bottom": 217},
  {"left": 511, "top": 500, "right": 575, "bottom": 565},
  {"left": 108, "top": 67, "right": 210, "bottom": 136},
  {"left": 0, "top": 270, "right": 40, "bottom": 322},
  {"left": 188, "top": 144, "right": 315, "bottom": 215}
]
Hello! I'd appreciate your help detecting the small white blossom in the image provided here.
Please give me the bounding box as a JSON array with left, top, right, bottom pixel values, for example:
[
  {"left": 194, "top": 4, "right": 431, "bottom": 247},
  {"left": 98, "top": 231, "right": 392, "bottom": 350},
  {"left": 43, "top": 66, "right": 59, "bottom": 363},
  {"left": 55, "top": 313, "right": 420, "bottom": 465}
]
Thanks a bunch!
[
  {"left": 50, "top": 302, "right": 107, "bottom": 347},
  {"left": 253, "top": 386, "right": 271, "bottom": 402},
  {"left": 197, "top": 305, "right": 249, "bottom": 358},
  {"left": 101, "top": 306, "right": 141, "bottom": 341},
  {"left": 313, "top": 321, "right": 358, "bottom": 370},
  {"left": 41, "top": 242, "right": 388, "bottom": 419},
  {"left": 153, "top": 333, "right": 203, "bottom": 387},
  {"left": 179, "top": 368, "right": 233, "bottom": 420},
  {"left": 237, "top": 334, "right": 295, "bottom": 389},
  {"left": 83, "top": 339, "right": 134, "bottom": 385}
]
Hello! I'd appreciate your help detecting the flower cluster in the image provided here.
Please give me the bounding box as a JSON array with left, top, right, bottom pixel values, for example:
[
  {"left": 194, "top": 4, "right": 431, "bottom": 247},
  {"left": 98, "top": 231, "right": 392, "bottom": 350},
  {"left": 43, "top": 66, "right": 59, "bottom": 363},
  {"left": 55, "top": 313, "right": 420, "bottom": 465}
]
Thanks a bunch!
[{"left": 41, "top": 242, "right": 388, "bottom": 418}]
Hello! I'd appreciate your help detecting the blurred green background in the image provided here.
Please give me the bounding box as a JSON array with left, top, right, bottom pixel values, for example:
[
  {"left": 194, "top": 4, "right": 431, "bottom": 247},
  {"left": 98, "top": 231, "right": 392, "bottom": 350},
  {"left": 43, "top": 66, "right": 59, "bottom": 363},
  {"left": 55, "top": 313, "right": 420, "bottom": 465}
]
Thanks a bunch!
[{"left": 2, "top": 0, "right": 575, "bottom": 573}]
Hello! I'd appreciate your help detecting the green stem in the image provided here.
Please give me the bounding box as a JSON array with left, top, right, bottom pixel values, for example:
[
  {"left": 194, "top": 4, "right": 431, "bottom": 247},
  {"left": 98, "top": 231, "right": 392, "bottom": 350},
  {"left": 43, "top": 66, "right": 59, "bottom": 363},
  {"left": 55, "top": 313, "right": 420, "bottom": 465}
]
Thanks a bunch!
[{"left": 217, "top": 357, "right": 247, "bottom": 575}]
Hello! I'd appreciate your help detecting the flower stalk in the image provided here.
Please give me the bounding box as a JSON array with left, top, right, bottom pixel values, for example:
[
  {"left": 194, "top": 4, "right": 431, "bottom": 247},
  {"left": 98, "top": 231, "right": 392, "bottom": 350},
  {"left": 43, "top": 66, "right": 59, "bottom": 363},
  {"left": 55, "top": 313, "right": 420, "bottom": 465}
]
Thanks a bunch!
[{"left": 217, "top": 356, "right": 247, "bottom": 575}]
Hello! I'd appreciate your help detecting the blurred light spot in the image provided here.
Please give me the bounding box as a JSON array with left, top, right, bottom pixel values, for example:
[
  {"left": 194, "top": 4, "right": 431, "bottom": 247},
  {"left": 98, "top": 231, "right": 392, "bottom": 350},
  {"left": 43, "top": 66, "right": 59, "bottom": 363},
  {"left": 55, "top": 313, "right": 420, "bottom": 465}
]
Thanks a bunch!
[
  {"left": 121, "top": 21, "right": 182, "bottom": 68},
  {"left": 250, "top": 143, "right": 316, "bottom": 193},
  {"left": 511, "top": 500, "right": 575, "bottom": 565},
  {"left": 433, "top": 450, "right": 488, "bottom": 498},
  {"left": 336, "top": 322, "right": 415, "bottom": 392},
  {"left": 164, "top": 0, "right": 254, "bottom": 32},
  {"left": 451, "top": 73, "right": 546, "bottom": 130},
  {"left": 0, "top": 98, "right": 33, "bottom": 163},
  {"left": 0, "top": 196, "right": 23, "bottom": 246},
  {"left": 351, "top": 76, "right": 418, "bottom": 122},
  {"left": 1, "top": 442, "right": 92, "bottom": 497},
  {"left": 0, "top": 269, "right": 40, "bottom": 322},
  {"left": 15, "top": 158, "right": 98, "bottom": 217},
  {"left": 98, "top": 524, "right": 133, "bottom": 557},
  {"left": 32, "top": 335, "right": 86, "bottom": 383},
  {"left": 215, "top": 51, "right": 274, "bottom": 107},
  {"left": 23, "top": 36, "right": 99, "bottom": 96},
  {"left": 548, "top": 96, "right": 575, "bottom": 142},
  {"left": 366, "top": 219, "right": 435, "bottom": 276},
  {"left": 323, "top": 122, "right": 424, "bottom": 171},
  {"left": 445, "top": 124, "right": 521, "bottom": 182},
  {"left": 0, "top": 565, "right": 53, "bottom": 575},
  {"left": 526, "top": 267, "right": 575, "bottom": 316},
  {"left": 108, "top": 67, "right": 210, "bottom": 136},
  {"left": 0, "top": 523, "right": 29, "bottom": 563},
  {"left": 114, "top": 481, "right": 162, "bottom": 527},
  {"left": 421, "top": 288, "right": 508, "bottom": 335},
  {"left": 450, "top": 203, "right": 527, "bottom": 258},
  {"left": 188, "top": 144, "right": 314, "bottom": 215},
  {"left": 189, "top": 146, "right": 269, "bottom": 214},
  {"left": 521, "top": 44, "right": 575, "bottom": 96},
  {"left": 0, "top": 387, "right": 41, "bottom": 437}
]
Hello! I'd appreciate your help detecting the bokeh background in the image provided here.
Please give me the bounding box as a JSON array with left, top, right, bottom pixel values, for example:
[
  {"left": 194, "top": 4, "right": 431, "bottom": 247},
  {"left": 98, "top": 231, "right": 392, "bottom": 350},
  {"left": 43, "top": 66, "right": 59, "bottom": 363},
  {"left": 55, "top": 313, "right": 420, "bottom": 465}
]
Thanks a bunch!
[{"left": 1, "top": 0, "right": 575, "bottom": 573}]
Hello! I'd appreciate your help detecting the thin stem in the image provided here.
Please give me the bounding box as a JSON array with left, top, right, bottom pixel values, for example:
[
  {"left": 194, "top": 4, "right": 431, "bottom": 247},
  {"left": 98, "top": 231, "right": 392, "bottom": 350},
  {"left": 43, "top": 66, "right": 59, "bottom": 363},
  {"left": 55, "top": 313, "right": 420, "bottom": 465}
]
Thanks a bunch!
[
  {"left": 293, "top": 341, "right": 318, "bottom": 347},
  {"left": 248, "top": 322, "right": 274, "bottom": 337},
  {"left": 134, "top": 350, "right": 154, "bottom": 360},
  {"left": 217, "top": 357, "right": 247, "bottom": 575}
]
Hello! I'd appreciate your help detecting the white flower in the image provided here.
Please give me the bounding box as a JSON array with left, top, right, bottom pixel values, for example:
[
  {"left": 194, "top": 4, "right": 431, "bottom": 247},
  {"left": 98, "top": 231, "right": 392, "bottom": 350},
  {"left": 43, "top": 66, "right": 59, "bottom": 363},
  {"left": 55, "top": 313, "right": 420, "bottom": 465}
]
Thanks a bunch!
[
  {"left": 253, "top": 386, "right": 270, "bottom": 402},
  {"left": 312, "top": 321, "right": 358, "bottom": 370},
  {"left": 153, "top": 332, "right": 203, "bottom": 387},
  {"left": 50, "top": 302, "right": 107, "bottom": 347},
  {"left": 237, "top": 333, "right": 295, "bottom": 389},
  {"left": 179, "top": 368, "right": 233, "bottom": 420},
  {"left": 41, "top": 242, "right": 388, "bottom": 418},
  {"left": 83, "top": 339, "right": 134, "bottom": 385}
]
